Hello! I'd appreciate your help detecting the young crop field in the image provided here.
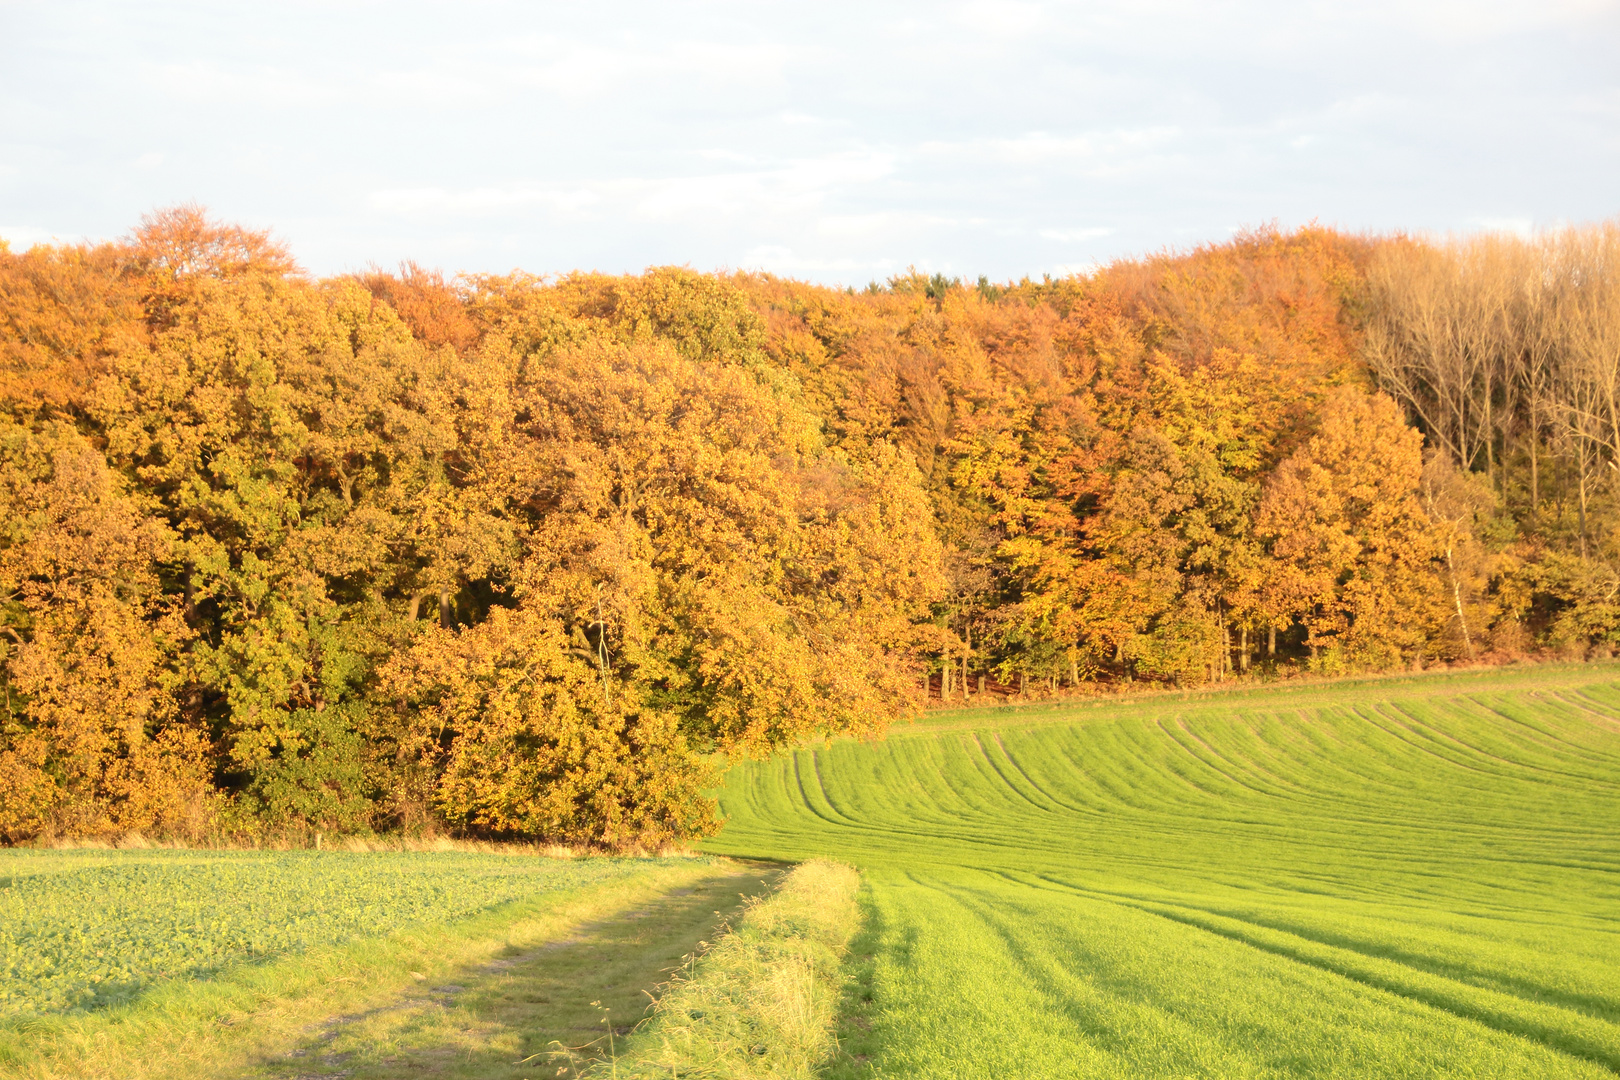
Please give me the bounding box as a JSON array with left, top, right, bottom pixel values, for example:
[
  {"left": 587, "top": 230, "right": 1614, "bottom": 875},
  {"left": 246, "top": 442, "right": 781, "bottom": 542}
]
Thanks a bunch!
[
  {"left": 703, "top": 665, "right": 1620, "bottom": 1079},
  {"left": 0, "top": 849, "right": 650, "bottom": 1017}
]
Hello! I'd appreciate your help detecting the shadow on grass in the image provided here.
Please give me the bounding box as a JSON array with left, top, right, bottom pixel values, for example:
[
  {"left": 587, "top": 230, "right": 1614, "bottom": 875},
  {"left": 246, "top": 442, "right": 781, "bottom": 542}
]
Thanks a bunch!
[
  {"left": 243, "top": 866, "right": 781, "bottom": 1080},
  {"left": 820, "top": 882, "right": 892, "bottom": 1080}
]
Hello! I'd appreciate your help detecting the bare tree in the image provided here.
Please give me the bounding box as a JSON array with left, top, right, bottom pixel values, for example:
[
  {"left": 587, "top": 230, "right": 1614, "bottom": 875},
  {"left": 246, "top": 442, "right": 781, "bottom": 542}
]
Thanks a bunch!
[
  {"left": 1367, "top": 223, "right": 1620, "bottom": 549},
  {"left": 1364, "top": 237, "right": 1513, "bottom": 479}
]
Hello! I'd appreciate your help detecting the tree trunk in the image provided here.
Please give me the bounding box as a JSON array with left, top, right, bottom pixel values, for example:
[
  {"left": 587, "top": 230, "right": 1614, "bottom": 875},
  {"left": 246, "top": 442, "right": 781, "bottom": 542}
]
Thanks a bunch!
[
  {"left": 439, "top": 589, "right": 454, "bottom": 629},
  {"left": 963, "top": 624, "right": 971, "bottom": 702},
  {"left": 1484, "top": 394, "right": 1495, "bottom": 491},
  {"left": 1069, "top": 652, "right": 1078, "bottom": 687},
  {"left": 944, "top": 653, "right": 952, "bottom": 698},
  {"left": 1020, "top": 671, "right": 1026, "bottom": 696},
  {"left": 1529, "top": 425, "right": 1540, "bottom": 511},
  {"left": 1240, "top": 625, "right": 1249, "bottom": 672},
  {"left": 1447, "top": 544, "right": 1475, "bottom": 658},
  {"left": 1268, "top": 625, "right": 1276, "bottom": 657},
  {"left": 1579, "top": 464, "right": 1591, "bottom": 558},
  {"left": 596, "top": 591, "right": 612, "bottom": 707}
]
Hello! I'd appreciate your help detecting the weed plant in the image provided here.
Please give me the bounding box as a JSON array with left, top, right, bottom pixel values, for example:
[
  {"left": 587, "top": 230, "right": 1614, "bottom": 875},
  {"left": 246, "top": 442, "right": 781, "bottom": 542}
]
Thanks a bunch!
[{"left": 704, "top": 665, "right": 1620, "bottom": 1079}]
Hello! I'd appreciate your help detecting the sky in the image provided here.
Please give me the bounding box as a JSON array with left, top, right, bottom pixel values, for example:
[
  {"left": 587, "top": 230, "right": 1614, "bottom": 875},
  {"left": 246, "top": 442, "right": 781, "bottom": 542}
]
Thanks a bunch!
[{"left": 2, "top": 0, "right": 1617, "bottom": 285}]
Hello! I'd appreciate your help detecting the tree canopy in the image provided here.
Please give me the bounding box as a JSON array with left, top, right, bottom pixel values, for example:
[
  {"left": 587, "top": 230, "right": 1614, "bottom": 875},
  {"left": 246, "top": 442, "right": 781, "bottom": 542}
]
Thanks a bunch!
[{"left": 3, "top": 209, "right": 1617, "bottom": 845}]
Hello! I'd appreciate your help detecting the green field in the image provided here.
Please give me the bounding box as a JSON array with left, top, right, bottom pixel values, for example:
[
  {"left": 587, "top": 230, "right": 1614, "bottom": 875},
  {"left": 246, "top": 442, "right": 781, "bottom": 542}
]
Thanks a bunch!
[
  {"left": 0, "top": 849, "right": 754, "bottom": 1080},
  {"left": 4, "top": 664, "right": 1618, "bottom": 1080},
  {"left": 703, "top": 665, "right": 1620, "bottom": 1079},
  {"left": 0, "top": 850, "right": 650, "bottom": 1017}
]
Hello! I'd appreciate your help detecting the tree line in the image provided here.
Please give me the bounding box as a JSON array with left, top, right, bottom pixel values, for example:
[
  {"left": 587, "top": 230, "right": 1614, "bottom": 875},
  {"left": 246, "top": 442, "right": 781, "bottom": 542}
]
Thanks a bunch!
[{"left": 2, "top": 207, "right": 1616, "bottom": 845}]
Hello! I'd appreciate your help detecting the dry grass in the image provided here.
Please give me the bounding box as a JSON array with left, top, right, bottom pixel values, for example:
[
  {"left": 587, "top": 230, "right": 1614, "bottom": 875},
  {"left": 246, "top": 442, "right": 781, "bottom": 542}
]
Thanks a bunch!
[
  {"left": 29, "top": 832, "right": 704, "bottom": 859},
  {"left": 597, "top": 859, "right": 861, "bottom": 1079}
]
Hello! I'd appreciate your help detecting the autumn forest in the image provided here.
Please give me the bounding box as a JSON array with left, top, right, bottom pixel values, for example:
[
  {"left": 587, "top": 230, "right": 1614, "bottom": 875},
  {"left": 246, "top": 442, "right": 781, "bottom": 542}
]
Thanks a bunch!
[{"left": 3, "top": 207, "right": 1619, "bottom": 847}]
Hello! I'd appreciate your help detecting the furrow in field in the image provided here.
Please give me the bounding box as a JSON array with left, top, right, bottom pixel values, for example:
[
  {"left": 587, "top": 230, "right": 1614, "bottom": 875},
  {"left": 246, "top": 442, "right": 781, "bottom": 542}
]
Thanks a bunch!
[
  {"left": 705, "top": 668, "right": 1620, "bottom": 1079},
  {"left": 866, "top": 867, "right": 1615, "bottom": 1080},
  {"left": 991, "top": 869, "right": 1620, "bottom": 1076},
  {"left": 808, "top": 749, "right": 869, "bottom": 827},
  {"left": 1028, "top": 869, "right": 1620, "bottom": 1020},
  {"left": 1397, "top": 695, "right": 1620, "bottom": 789},
  {"left": 791, "top": 752, "right": 855, "bottom": 829},
  {"left": 1184, "top": 714, "right": 1326, "bottom": 797},
  {"left": 1562, "top": 687, "right": 1620, "bottom": 734},
  {"left": 1434, "top": 699, "right": 1620, "bottom": 785},
  {"left": 967, "top": 732, "right": 1061, "bottom": 813},
  {"left": 988, "top": 731, "right": 1086, "bottom": 813},
  {"left": 1179, "top": 718, "right": 1315, "bottom": 803},
  {"left": 1152, "top": 716, "right": 1286, "bottom": 801},
  {"left": 1353, "top": 705, "right": 1519, "bottom": 785},
  {"left": 1380, "top": 701, "right": 1561, "bottom": 778},
  {"left": 1537, "top": 690, "right": 1620, "bottom": 753},
  {"left": 1129, "top": 899, "right": 1620, "bottom": 1074}
]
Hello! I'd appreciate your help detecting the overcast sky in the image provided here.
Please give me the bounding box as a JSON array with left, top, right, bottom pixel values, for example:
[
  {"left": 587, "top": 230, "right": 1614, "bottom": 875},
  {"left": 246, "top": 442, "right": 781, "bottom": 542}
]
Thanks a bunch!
[{"left": 2, "top": 1, "right": 1616, "bottom": 284}]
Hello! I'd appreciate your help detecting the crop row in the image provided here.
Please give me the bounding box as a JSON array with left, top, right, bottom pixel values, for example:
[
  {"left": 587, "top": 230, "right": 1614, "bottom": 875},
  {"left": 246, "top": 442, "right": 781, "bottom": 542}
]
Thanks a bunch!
[{"left": 706, "top": 670, "right": 1620, "bottom": 1078}]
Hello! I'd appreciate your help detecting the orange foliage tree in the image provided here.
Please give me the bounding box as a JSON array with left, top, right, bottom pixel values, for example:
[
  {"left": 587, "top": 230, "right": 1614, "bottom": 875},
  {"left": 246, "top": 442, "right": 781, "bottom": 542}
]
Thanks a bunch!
[{"left": 6, "top": 209, "right": 1610, "bottom": 844}]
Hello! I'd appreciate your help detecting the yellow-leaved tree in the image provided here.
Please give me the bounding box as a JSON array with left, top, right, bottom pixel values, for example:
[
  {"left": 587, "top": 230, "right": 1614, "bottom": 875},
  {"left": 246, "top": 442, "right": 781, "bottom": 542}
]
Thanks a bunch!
[
  {"left": 0, "top": 424, "right": 213, "bottom": 841},
  {"left": 1257, "top": 388, "right": 1442, "bottom": 672},
  {"left": 373, "top": 276, "right": 945, "bottom": 844}
]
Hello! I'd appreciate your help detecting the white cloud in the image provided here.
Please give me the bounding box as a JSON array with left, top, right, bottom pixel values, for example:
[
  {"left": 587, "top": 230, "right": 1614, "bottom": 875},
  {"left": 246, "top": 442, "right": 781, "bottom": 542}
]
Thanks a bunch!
[
  {"left": 369, "top": 151, "right": 900, "bottom": 225},
  {"left": 146, "top": 61, "right": 334, "bottom": 107},
  {"left": 740, "top": 244, "right": 894, "bottom": 277},
  {"left": 369, "top": 68, "right": 493, "bottom": 107},
  {"left": 816, "top": 212, "right": 978, "bottom": 238},
  {"left": 919, "top": 128, "right": 1184, "bottom": 172},
  {"left": 4, "top": 0, "right": 1615, "bottom": 283},
  {"left": 0, "top": 225, "right": 73, "bottom": 250},
  {"left": 950, "top": 0, "right": 1044, "bottom": 36},
  {"left": 1469, "top": 216, "right": 1536, "bottom": 236},
  {"left": 1039, "top": 227, "right": 1113, "bottom": 242},
  {"left": 1350, "top": 0, "right": 1619, "bottom": 40},
  {"left": 367, "top": 186, "right": 602, "bottom": 217},
  {"left": 628, "top": 153, "right": 898, "bottom": 220},
  {"left": 501, "top": 35, "right": 796, "bottom": 98},
  {"left": 1050, "top": 260, "right": 1106, "bottom": 277}
]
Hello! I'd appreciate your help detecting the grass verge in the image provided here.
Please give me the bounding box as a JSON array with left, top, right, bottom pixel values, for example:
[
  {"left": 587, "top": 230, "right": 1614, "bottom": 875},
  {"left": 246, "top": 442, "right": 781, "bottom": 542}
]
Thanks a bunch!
[
  {"left": 599, "top": 859, "right": 860, "bottom": 1079},
  {"left": 242, "top": 864, "right": 780, "bottom": 1080}
]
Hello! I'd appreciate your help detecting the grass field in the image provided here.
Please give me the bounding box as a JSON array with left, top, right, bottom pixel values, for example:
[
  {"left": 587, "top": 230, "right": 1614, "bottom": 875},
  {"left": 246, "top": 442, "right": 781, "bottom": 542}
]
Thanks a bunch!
[
  {"left": 0, "top": 850, "right": 754, "bottom": 1080},
  {"left": 0, "top": 849, "right": 647, "bottom": 1017},
  {"left": 702, "top": 664, "right": 1620, "bottom": 1079}
]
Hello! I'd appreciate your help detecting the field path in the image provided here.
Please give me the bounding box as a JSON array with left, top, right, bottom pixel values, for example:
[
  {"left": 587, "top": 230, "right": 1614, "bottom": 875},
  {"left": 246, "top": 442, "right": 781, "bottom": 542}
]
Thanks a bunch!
[{"left": 236, "top": 864, "right": 780, "bottom": 1080}]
